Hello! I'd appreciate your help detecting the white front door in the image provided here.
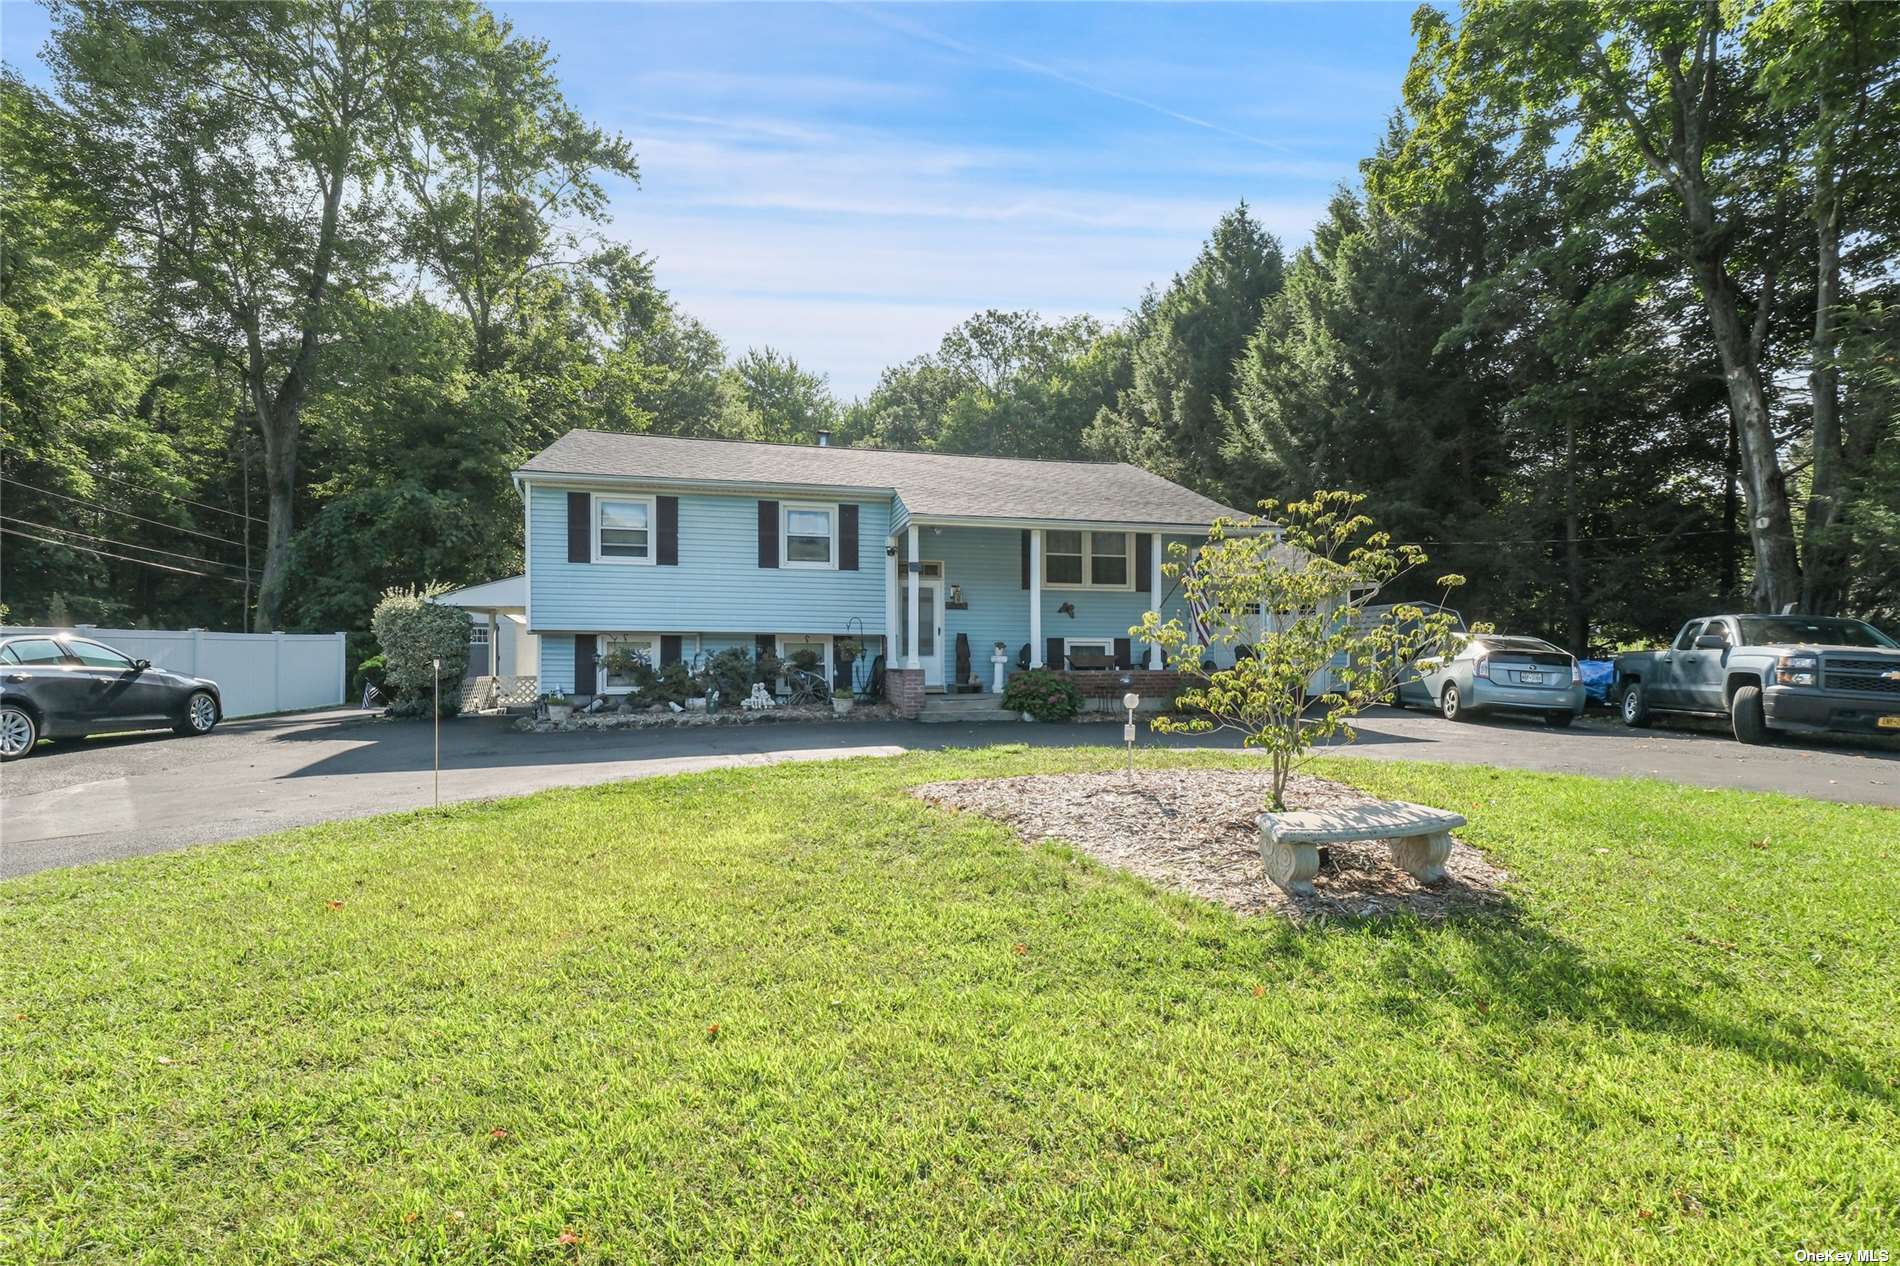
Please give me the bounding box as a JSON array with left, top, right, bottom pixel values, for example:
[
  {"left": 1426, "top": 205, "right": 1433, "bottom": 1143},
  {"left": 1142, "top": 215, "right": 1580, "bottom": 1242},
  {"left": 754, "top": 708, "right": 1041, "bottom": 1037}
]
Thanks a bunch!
[{"left": 899, "top": 575, "right": 945, "bottom": 689}]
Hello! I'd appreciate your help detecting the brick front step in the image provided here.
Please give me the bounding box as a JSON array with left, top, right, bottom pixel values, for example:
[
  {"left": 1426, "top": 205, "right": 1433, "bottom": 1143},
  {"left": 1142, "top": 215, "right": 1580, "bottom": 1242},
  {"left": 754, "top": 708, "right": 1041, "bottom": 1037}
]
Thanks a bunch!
[{"left": 917, "top": 695, "right": 1014, "bottom": 724}]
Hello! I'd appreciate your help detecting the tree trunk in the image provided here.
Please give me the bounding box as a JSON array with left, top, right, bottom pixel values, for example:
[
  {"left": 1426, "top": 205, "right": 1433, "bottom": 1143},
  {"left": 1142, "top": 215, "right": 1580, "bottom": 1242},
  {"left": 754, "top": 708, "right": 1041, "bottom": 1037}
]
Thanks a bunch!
[
  {"left": 1563, "top": 412, "right": 1587, "bottom": 652},
  {"left": 1721, "top": 411, "right": 1739, "bottom": 599},
  {"left": 1801, "top": 170, "right": 1846, "bottom": 614},
  {"left": 251, "top": 404, "right": 298, "bottom": 633},
  {"left": 1687, "top": 254, "right": 1803, "bottom": 612},
  {"left": 248, "top": 131, "right": 352, "bottom": 632}
]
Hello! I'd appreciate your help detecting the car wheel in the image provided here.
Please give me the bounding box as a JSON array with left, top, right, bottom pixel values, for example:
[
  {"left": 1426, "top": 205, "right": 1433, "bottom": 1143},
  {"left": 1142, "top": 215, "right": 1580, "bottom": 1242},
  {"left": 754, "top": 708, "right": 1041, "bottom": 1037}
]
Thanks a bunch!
[
  {"left": 1545, "top": 711, "right": 1574, "bottom": 728},
  {"left": 0, "top": 705, "right": 38, "bottom": 760},
  {"left": 175, "top": 690, "right": 219, "bottom": 737},
  {"left": 1730, "top": 684, "right": 1767, "bottom": 745},
  {"left": 1620, "top": 682, "right": 1650, "bottom": 728},
  {"left": 1440, "top": 684, "right": 1466, "bottom": 721}
]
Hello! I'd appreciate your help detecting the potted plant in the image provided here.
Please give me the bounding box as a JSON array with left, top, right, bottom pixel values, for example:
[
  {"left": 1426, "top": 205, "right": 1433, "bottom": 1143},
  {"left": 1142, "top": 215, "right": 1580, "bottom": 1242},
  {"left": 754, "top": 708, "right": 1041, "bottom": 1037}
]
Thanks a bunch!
[
  {"left": 540, "top": 691, "right": 572, "bottom": 724},
  {"left": 833, "top": 638, "right": 863, "bottom": 715}
]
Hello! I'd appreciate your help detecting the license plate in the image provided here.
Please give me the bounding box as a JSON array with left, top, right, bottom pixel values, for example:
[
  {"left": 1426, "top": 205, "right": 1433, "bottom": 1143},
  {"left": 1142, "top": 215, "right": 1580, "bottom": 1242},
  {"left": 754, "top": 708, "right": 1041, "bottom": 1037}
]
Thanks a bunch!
[
  {"left": 1879, "top": 715, "right": 1900, "bottom": 731},
  {"left": 1520, "top": 672, "right": 1545, "bottom": 685}
]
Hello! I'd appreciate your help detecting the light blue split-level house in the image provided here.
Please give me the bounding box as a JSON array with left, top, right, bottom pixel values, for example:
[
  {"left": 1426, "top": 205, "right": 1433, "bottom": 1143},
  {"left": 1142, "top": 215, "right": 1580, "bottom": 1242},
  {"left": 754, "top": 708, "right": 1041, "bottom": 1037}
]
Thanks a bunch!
[{"left": 441, "top": 429, "right": 1251, "bottom": 718}]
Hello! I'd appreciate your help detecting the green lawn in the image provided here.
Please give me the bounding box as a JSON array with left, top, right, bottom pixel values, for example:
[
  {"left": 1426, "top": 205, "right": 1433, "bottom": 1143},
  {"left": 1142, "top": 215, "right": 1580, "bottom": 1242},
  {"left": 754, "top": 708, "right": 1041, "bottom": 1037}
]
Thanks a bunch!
[{"left": 2, "top": 750, "right": 1896, "bottom": 1263}]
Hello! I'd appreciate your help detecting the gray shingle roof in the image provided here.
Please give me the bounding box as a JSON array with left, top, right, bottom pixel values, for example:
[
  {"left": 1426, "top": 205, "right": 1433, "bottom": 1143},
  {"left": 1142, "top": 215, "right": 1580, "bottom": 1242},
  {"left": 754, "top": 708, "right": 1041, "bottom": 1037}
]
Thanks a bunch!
[{"left": 518, "top": 430, "right": 1249, "bottom": 527}]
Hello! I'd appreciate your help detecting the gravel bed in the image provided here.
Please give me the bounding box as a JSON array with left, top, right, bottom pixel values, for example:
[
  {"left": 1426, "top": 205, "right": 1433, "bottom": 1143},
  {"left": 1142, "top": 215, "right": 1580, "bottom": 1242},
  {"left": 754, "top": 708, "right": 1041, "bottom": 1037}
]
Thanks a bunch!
[{"left": 913, "top": 768, "right": 1509, "bottom": 921}]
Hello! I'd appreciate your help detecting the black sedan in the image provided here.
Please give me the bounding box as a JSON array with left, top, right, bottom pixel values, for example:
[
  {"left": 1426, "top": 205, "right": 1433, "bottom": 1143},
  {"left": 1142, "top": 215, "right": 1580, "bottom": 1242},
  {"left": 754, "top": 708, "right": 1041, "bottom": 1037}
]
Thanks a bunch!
[{"left": 0, "top": 634, "right": 222, "bottom": 759}]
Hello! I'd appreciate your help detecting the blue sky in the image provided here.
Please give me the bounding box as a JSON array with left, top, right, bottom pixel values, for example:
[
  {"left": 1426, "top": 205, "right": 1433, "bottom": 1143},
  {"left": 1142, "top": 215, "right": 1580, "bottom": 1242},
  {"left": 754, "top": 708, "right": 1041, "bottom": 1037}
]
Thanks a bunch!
[{"left": 0, "top": 2, "right": 1424, "bottom": 399}]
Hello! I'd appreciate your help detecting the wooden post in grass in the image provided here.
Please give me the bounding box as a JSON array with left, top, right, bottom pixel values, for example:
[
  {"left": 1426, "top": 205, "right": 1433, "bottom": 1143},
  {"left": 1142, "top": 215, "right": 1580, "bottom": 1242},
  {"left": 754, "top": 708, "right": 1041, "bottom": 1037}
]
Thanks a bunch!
[{"left": 1123, "top": 691, "right": 1139, "bottom": 782}]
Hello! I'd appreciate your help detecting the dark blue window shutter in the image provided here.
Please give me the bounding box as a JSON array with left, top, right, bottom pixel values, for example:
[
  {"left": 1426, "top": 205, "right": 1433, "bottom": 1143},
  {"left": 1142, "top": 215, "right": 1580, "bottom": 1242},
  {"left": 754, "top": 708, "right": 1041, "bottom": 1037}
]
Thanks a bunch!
[
  {"left": 1046, "top": 637, "right": 1064, "bottom": 670},
  {"left": 838, "top": 504, "right": 859, "bottom": 570},
  {"left": 1021, "top": 530, "right": 1031, "bottom": 589},
  {"left": 1114, "top": 637, "right": 1133, "bottom": 669},
  {"left": 758, "top": 500, "right": 779, "bottom": 568},
  {"left": 660, "top": 635, "right": 682, "bottom": 668},
  {"left": 567, "top": 493, "right": 590, "bottom": 563},
  {"left": 1134, "top": 533, "right": 1152, "bottom": 592},
  {"left": 656, "top": 496, "right": 679, "bottom": 565},
  {"left": 573, "top": 634, "right": 596, "bottom": 694}
]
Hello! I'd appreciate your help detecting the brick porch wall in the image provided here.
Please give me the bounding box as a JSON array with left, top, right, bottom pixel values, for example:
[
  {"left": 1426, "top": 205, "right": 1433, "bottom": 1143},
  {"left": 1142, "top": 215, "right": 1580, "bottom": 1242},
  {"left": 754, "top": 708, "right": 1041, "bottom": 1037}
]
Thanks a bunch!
[
  {"left": 1048, "top": 669, "right": 1191, "bottom": 699},
  {"left": 885, "top": 667, "right": 926, "bottom": 718}
]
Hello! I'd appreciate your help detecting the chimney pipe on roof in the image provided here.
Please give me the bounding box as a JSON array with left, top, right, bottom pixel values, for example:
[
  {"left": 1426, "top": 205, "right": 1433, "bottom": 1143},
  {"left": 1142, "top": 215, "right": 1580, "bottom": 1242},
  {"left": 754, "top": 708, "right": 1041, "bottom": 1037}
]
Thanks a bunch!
[{"left": 816, "top": 429, "right": 831, "bottom": 447}]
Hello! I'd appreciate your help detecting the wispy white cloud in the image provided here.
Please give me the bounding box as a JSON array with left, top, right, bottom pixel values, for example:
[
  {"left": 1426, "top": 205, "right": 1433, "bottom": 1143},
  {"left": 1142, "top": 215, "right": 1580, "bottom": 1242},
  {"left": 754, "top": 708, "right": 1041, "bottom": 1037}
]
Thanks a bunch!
[{"left": 846, "top": 5, "right": 1300, "bottom": 155}]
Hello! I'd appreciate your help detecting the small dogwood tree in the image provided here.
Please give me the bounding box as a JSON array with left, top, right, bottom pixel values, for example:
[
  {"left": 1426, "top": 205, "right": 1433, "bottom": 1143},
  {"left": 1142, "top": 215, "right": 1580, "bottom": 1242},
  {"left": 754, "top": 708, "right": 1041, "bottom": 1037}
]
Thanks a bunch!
[{"left": 1134, "top": 491, "right": 1467, "bottom": 811}]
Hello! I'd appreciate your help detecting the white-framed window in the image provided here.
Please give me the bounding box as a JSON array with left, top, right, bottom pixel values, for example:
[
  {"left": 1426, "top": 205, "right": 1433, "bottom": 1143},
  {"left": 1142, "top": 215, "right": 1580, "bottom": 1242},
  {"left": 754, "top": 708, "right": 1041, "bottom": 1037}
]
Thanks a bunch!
[
  {"left": 593, "top": 494, "right": 656, "bottom": 565},
  {"left": 774, "top": 634, "right": 833, "bottom": 692},
  {"left": 597, "top": 633, "right": 658, "bottom": 693},
  {"left": 1043, "top": 530, "right": 1133, "bottom": 589},
  {"left": 469, "top": 624, "right": 491, "bottom": 646},
  {"left": 782, "top": 502, "right": 837, "bottom": 569}
]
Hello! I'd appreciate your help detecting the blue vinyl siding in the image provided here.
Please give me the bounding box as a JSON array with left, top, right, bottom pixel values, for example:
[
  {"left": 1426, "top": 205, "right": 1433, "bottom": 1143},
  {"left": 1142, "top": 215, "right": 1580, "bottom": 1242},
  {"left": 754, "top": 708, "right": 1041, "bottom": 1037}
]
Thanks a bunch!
[
  {"left": 528, "top": 484, "right": 890, "bottom": 634},
  {"left": 540, "top": 633, "right": 576, "bottom": 693}
]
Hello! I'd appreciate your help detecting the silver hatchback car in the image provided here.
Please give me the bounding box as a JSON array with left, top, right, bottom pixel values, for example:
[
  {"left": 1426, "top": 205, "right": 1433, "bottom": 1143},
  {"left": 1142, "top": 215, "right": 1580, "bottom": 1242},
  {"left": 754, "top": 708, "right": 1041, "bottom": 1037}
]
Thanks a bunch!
[{"left": 1397, "top": 634, "right": 1586, "bottom": 727}]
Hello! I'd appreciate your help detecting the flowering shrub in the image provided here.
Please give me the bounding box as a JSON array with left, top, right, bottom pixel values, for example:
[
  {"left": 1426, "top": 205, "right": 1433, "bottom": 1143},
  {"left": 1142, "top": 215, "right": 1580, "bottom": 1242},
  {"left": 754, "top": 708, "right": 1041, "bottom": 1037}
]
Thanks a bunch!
[
  {"left": 1002, "top": 668, "right": 1083, "bottom": 721},
  {"left": 369, "top": 584, "right": 469, "bottom": 717}
]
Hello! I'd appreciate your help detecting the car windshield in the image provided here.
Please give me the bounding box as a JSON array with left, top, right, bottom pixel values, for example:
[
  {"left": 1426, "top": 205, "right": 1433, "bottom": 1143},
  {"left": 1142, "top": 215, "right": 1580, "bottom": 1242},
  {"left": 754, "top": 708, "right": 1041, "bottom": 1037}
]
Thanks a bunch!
[{"left": 1733, "top": 617, "right": 1897, "bottom": 649}]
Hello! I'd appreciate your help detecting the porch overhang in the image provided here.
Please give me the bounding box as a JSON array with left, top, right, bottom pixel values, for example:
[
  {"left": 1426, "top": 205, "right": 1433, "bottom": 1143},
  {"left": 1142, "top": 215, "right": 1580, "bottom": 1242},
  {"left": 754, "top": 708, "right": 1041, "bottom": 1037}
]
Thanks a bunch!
[
  {"left": 900, "top": 513, "right": 1269, "bottom": 536},
  {"left": 434, "top": 575, "right": 526, "bottom": 614}
]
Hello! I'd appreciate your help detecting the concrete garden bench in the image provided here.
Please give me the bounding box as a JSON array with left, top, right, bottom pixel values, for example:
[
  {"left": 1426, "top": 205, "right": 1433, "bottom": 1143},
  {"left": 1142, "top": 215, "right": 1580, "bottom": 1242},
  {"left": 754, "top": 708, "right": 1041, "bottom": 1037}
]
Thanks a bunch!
[{"left": 1257, "top": 800, "right": 1468, "bottom": 895}]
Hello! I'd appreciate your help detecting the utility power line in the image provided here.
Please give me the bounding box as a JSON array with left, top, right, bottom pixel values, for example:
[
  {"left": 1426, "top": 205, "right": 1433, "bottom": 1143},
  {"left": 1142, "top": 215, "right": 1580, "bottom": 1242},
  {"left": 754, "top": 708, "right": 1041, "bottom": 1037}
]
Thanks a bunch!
[
  {"left": 0, "top": 516, "right": 252, "bottom": 577},
  {"left": 0, "top": 440, "right": 255, "bottom": 523},
  {"left": 0, "top": 475, "right": 248, "bottom": 548},
  {"left": 0, "top": 525, "right": 248, "bottom": 585}
]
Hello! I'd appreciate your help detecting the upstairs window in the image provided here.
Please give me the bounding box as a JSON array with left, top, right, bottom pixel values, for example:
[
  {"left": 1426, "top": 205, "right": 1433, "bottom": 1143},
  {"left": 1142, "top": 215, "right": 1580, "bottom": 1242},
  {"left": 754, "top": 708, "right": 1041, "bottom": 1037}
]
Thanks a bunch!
[
  {"left": 1045, "top": 531, "right": 1085, "bottom": 584},
  {"left": 596, "top": 496, "right": 654, "bottom": 564},
  {"left": 1044, "top": 530, "right": 1131, "bottom": 589},
  {"left": 782, "top": 503, "right": 836, "bottom": 569},
  {"left": 1089, "top": 532, "right": 1129, "bottom": 586}
]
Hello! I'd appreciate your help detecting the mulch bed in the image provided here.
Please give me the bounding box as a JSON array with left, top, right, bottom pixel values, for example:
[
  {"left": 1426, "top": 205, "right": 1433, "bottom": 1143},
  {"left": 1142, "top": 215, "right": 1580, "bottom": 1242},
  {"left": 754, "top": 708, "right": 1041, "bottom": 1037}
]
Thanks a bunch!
[{"left": 912, "top": 768, "right": 1510, "bottom": 922}]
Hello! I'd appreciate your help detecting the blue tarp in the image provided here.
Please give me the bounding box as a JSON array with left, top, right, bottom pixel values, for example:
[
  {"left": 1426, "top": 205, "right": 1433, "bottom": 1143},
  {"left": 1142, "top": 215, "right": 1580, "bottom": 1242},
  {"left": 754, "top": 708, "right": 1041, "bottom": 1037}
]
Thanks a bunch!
[{"left": 1579, "top": 659, "right": 1615, "bottom": 704}]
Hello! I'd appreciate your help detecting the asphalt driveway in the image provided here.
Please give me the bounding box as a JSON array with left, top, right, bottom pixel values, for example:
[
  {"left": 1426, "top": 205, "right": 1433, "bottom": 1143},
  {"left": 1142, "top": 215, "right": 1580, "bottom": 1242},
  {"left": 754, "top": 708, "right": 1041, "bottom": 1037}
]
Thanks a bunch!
[{"left": 3, "top": 706, "right": 1896, "bottom": 878}]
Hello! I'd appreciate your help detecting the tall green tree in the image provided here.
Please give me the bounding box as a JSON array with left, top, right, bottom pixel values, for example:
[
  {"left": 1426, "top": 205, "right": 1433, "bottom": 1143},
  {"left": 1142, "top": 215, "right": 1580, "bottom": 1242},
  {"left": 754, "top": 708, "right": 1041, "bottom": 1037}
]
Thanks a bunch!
[
  {"left": 1086, "top": 203, "right": 1284, "bottom": 498},
  {"left": 390, "top": 8, "right": 637, "bottom": 375},
  {"left": 41, "top": 0, "right": 441, "bottom": 629},
  {"left": 842, "top": 310, "right": 1120, "bottom": 459},
  {"left": 1411, "top": 0, "right": 1898, "bottom": 614},
  {"left": 1748, "top": 0, "right": 1900, "bottom": 611},
  {"left": 729, "top": 347, "right": 838, "bottom": 444}
]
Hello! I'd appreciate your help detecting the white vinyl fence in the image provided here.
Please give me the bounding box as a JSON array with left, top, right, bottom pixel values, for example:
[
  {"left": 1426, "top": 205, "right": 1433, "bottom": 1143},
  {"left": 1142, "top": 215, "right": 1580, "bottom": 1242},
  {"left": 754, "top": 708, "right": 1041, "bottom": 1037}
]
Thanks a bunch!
[{"left": 2, "top": 625, "right": 348, "bottom": 719}]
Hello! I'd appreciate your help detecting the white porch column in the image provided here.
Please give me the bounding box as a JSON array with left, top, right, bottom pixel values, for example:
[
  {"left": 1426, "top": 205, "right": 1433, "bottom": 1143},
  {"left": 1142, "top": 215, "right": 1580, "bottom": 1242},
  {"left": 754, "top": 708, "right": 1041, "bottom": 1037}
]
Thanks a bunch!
[
  {"left": 904, "top": 523, "right": 921, "bottom": 669},
  {"left": 884, "top": 534, "right": 899, "bottom": 663},
  {"left": 1029, "top": 528, "right": 1044, "bottom": 667},
  {"left": 1148, "top": 533, "right": 1164, "bottom": 669}
]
